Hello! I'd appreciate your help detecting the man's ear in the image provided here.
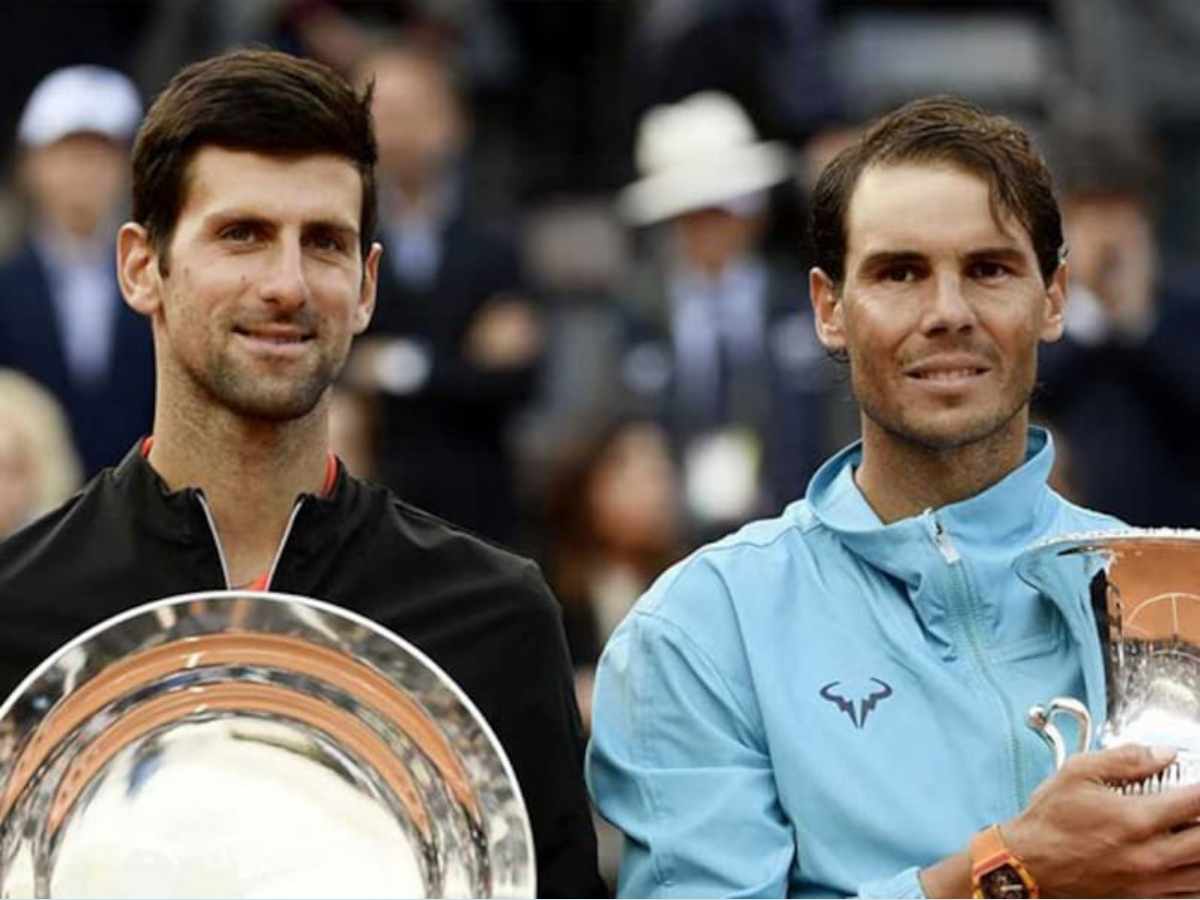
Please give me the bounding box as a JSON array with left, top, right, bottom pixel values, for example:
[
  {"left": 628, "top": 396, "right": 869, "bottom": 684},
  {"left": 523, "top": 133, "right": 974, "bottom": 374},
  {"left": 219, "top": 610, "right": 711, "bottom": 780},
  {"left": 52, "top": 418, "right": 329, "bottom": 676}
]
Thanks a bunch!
[
  {"left": 810, "top": 267, "right": 846, "bottom": 352},
  {"left": 1040, "top": 261, "right": 1067, "bottom": 343},
  {"left": 117, "top": 223, "right": 163, "bottom": 317},
  {"left": 354, "top": 241, "right": 382, "bottom": 335}
]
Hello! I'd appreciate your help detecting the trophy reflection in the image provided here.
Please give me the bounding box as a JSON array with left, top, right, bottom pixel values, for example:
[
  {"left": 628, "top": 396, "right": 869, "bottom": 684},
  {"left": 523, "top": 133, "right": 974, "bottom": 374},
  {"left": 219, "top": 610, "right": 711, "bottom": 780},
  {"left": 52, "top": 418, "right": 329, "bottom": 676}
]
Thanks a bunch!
[
  {"left": 0, "top": 592, "right": 535, "bottom": 899},
  {"left": 1018, "top": 529, "right": 1200, "bottom": 793}
]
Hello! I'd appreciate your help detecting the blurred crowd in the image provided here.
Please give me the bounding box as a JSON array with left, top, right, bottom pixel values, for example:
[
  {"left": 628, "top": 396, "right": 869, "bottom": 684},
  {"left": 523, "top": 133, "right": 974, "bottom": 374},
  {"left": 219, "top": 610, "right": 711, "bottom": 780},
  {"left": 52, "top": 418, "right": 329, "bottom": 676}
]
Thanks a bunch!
[{"left": 2, "top": 3, "right": 1200, "bottom": 878}]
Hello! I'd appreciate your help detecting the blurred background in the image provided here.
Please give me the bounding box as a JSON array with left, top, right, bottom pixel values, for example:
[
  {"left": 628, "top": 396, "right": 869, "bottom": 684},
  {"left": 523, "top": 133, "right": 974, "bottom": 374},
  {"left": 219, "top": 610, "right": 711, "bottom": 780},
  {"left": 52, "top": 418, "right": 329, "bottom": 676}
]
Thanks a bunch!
[
  {"left": 3, "top": 0, "right": 1200, "bottom": 887},
  {"left": 5, "top": 0, "right": 1200, "bottom": 691}
]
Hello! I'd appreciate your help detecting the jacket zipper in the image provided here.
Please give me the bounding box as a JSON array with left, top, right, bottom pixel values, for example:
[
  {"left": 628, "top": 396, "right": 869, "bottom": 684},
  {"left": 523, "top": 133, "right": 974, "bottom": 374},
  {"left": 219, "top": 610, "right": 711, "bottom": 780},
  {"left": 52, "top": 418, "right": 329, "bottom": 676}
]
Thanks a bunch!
[
  {"left": 262, "top": 501, "right": 306, "bottom": 589},
  {"left": 194, "top": 492, "right": 307, "bottom": 591},
  {"left": 926, "top": 510, "right": 1027, "bottom": 813}
]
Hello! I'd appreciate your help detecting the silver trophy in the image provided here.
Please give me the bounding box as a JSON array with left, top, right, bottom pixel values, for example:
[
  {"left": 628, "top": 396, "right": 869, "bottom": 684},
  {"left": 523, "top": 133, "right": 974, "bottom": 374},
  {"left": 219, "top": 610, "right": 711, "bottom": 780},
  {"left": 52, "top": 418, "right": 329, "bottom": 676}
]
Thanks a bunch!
[
  {"left": 1018, "top": 529, "right": 1200, "bottom": 793},
  {"left": 0, "top": 591, "right": 535, "bottom": 898}
]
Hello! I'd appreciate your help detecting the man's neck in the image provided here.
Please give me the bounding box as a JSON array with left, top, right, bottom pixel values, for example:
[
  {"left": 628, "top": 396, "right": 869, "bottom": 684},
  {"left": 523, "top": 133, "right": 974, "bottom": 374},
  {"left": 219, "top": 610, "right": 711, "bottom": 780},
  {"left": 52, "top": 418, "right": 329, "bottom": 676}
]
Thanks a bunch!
[
  {"left": 853, "top": 417, "right": 1029, "bottom": 524},
  {"left": 147, "top": 400, "right": 330, "bottom": 587}
]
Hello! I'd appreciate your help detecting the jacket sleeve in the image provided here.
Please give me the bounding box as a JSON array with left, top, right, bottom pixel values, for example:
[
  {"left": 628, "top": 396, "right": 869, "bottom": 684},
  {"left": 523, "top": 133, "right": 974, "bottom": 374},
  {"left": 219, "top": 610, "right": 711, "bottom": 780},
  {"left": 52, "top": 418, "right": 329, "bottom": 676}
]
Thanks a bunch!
[
  {"left": 490, "top": 562, "right": 609, "bottom": 898},
  {"left": 586, "top": 560, "right": 795, "bottom": 897},
  {"left": 587, "top": 558, "right": 936, "bottom": 899}
]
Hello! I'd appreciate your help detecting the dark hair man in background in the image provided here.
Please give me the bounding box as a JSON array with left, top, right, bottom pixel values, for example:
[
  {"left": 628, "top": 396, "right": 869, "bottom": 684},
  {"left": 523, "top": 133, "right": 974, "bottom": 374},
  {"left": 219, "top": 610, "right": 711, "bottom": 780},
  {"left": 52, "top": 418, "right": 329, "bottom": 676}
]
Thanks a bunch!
[
  {"left": 0, "top": 48, "right": 604, "bottom": 898},
  {"left": 344, "top": 41, "right": 542, "bottom": 546},
  {"left": 587, "top": 96, "right": 1200, "bottom": 897},
  {"left": 1034, "top": 121, "right": 1200, "bottom": 528}
]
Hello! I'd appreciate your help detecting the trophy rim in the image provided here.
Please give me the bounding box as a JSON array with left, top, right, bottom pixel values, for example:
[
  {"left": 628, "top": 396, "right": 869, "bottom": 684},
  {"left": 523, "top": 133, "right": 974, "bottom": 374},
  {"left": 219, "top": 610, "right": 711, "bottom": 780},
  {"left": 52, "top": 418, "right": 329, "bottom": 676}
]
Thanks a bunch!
[
  {"left": 0, "top": 589, "right": 537, "bottom": 898},
  {"left": 1016, "top": 527, "right": 1200, "bottom": 572}
]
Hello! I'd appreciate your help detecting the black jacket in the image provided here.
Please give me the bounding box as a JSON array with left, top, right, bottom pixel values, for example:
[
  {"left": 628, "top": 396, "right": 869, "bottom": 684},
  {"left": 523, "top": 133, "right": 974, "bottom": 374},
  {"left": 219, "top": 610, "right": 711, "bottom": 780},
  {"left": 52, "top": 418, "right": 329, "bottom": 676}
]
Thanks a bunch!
[{"left": 0, "top": 445, "right": 606, "bottom": 898}]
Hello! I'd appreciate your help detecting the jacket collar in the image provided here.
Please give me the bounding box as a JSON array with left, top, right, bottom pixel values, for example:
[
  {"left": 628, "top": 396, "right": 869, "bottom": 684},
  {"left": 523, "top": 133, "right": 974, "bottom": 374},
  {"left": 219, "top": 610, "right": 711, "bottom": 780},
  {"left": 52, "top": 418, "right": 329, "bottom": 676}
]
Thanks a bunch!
[
  {"left": 111, "top": 441, "right": 359, "bottom": 554},
  {"left": 801, "top": 427, "right": 1057, "bottom": 587}
]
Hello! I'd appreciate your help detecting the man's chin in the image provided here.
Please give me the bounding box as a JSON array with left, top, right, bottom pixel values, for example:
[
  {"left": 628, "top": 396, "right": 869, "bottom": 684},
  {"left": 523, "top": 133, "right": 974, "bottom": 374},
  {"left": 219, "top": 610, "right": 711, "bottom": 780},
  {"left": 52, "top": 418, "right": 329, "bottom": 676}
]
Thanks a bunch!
[
  {"left": 868, "top": 405, "right": 1028, "bottom": 454},
  {"left": 229, "top": 394, "right": 324, "bottom": 422},
  {"left": 912, "top": 418, "right": 1023, "bottom": 453},
  {"left": 211, "top": 375, "right": 329, "bottom": 423}
]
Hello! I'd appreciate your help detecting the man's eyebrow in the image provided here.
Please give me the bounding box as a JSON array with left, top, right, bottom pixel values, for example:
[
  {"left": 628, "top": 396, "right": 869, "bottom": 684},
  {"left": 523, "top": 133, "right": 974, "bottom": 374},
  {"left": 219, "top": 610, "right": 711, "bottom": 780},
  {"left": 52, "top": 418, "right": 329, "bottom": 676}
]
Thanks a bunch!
[
  {"left": 857, "top": 250, "right": 927, "bottom": 272},
  {"left": 201, "top": 211, "right": 358, "bottom": 237},
  {"left": 204, "top": 211, "right": 273, "bottom": 229},
  {"left": 303, "top": 219, "right": 359, "bottom": 238},
  {"left": 963, "top": 245, "right": 1027, "bottom": 263}
]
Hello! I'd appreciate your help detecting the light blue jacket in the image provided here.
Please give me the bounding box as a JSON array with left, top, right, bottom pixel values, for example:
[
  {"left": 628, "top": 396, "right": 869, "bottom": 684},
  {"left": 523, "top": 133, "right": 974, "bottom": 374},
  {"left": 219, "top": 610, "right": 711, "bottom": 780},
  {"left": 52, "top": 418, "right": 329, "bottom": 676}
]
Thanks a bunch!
[{"left": 587, "top": 429, "right": 1119, "bottom": 897}]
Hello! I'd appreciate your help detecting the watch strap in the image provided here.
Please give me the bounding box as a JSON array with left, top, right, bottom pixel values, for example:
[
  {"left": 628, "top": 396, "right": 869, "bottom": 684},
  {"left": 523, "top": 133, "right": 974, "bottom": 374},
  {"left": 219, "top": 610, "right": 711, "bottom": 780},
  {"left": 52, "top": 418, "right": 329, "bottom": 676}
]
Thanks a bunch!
[{"left": 970, "top": 824, "right": 1039, "bottom": 898}]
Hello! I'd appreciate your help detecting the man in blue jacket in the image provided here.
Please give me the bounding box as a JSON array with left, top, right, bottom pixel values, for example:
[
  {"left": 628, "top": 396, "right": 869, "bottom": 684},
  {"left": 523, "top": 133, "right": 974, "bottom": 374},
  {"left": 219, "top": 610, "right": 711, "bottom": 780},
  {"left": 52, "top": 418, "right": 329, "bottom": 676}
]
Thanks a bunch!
[{"left": 587, "top": 95, "right": 1200, "bottom": 898}]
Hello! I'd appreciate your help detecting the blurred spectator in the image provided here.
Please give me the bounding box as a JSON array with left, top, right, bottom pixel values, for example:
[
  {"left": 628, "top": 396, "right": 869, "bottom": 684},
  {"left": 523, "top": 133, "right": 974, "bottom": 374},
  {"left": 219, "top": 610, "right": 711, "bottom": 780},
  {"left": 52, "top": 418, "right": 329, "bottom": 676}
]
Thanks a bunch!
[
  {"left": 0, "top": 4, "right": 155, "bottom": 175},
  {"left": 0, "top": 368, "right": 82, "bottom": 537},
  {"left": 0, "top": 66, "right": 154, "bottom": 479},
  {"left": 344, "top": 41, "right": 542, "bottom": 544},
  {"left": 542, "top": 416, "right": 683, "bottom": 892},
  {"left": 614, "top": 92, "right": 845, "bottom": 541},
  {"left": 627, "top": 0, "right": 836, "bottom": 261},
  {"left": 543, "top": 418, "right": 684, "bottom": 728},
  {"left": 1034, "top": 119, "right": 1200, "bottom": 526}
]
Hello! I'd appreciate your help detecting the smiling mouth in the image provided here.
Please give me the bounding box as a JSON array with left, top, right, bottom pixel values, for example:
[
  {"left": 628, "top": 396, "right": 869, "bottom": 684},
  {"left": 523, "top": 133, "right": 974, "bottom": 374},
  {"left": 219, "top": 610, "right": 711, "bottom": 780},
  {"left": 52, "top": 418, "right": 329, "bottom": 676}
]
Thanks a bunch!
[
  {"left": 908, "top": 368, "right": 988, "bottom": 381},
  {"left": 234, "top": 327, "right": 314, "bottom": 344}
]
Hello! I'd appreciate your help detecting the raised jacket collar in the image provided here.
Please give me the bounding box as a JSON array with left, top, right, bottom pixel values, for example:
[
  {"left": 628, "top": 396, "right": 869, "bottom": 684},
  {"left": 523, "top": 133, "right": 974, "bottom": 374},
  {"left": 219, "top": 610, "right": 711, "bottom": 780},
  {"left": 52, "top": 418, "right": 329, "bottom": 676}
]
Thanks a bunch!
[{"left": 802, "top": 427, "right": 1057, "bottom": 588}]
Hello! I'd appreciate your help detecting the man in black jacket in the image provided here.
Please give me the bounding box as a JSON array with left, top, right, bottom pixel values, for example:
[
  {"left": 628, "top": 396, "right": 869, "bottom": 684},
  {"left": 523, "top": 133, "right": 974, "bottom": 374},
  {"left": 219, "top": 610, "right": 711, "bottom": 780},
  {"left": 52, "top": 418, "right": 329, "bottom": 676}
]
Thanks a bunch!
[{"left": 0, "top": 48, "right": 605, "bottom": 898}]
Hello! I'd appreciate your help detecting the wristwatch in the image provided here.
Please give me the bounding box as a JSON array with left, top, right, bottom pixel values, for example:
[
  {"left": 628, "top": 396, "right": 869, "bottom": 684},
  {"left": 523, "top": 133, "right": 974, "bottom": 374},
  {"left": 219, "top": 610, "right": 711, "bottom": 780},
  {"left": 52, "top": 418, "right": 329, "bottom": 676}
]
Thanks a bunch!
[{"left": 970, "top": 824, "right": 1039, "bottom": 898}]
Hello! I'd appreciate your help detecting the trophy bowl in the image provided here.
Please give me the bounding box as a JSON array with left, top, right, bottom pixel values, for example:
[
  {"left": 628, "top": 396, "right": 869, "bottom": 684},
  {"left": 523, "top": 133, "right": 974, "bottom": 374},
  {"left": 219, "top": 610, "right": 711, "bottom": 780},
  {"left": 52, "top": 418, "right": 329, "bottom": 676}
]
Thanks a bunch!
[
  {"left": 1017, "top": 529, "right": 1200, "bottom": 793},
  {"left": 0, "top": 591, "right": 535, "bottom": 898}
]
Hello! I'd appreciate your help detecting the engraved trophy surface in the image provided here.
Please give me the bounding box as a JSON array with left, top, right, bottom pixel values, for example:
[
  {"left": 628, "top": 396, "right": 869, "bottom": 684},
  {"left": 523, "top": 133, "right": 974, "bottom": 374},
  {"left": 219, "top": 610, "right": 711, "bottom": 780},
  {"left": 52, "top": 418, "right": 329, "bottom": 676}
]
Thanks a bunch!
[
  {"left": 1017, "top": 529, "right": 1200, "bottom": 794},
  {"left": 0, "top": 591, "right": 535, "bottom": 898}
]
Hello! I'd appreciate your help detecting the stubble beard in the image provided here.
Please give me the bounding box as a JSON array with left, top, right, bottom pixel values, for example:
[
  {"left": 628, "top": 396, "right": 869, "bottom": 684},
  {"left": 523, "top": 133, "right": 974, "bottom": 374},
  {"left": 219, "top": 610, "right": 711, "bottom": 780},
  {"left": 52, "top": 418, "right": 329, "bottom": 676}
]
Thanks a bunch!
[
  {"left": 854, "top": 365, "right": 1037, "bottom": 455},
  {"left": 199, "top": 341, "right": 346, "bottom": 422}
]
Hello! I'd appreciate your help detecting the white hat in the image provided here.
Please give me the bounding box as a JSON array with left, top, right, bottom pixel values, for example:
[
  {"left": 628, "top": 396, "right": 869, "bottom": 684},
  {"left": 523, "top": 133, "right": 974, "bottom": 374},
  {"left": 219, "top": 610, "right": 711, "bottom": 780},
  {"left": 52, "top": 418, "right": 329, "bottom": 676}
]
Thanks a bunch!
[
  {"left": 619, "top": 91, "right": 791, "bottom": 225},
  {"left": 17, "top": 65, "right": 142, "bottom": 148}
]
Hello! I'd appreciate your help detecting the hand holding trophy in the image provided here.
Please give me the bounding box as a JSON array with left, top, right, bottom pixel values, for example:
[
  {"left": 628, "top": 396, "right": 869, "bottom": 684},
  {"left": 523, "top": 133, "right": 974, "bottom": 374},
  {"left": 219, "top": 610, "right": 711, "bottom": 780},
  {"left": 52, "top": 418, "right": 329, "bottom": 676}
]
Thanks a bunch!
[
  {"left": 995, "top": 529, "right": 1200, "bottom": 897},
  {"left": 1021, "top": 529, "right": 1200, "bottom": 790}
]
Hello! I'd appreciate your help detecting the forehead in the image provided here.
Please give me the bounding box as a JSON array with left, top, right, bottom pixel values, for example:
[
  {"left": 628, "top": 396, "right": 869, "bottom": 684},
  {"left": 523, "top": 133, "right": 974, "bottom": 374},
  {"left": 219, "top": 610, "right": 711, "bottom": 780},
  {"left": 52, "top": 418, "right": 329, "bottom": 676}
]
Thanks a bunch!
[
  {"left": 178, "top": 146, "right": 362, "bottom": 229},
  {"left": 844, "top": 162, "right": 1033, "bottom": 263}
]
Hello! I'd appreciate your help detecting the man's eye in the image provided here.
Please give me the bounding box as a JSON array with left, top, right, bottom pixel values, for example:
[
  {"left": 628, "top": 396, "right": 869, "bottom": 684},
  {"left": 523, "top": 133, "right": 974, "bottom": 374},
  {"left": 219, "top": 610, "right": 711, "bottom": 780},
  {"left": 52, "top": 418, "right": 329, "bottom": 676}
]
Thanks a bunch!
[
  {"left": 221, "top": 224, "right": 256, "bottom": 242},
  {"left": 970, "top": 261, "right": 1009, "bottom": 280},
  {"left": 308, "top": 233, "right": 345, "bottom": 253},
  {"left": 883, "top": 266, "right": 917, "bottom": 283}
]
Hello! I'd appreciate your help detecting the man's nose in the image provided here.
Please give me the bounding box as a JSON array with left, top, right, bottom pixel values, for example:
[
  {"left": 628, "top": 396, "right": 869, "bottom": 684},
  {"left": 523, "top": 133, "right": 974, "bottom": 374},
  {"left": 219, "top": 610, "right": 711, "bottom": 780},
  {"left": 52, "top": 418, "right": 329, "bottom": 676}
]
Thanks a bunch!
[
  {"left": 258, "top": 240, "right": 309, "bottom": 310},
  {"left": 922, "top": 272, "right": 976, "bottom": 335}
]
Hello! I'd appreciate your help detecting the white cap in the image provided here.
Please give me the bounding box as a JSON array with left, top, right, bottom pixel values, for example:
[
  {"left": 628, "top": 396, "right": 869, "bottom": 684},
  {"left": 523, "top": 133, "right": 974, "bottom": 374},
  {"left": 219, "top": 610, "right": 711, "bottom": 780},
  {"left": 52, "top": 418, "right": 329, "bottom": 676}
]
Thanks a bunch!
[
  {"left": 17, "top": 65, "right": 142, "bottom": 148},
  {"left": 618, "top": 91, "right": 791, "bottom": 225}
]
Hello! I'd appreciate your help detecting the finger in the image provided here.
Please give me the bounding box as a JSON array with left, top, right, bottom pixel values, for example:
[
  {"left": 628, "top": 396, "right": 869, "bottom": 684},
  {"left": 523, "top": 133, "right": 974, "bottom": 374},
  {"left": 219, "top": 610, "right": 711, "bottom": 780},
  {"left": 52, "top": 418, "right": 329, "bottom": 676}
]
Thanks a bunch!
[
  {"left": 1143, "top": 820, "right": 1200, "bottom": 873},
  {"left": 1139, "top": 860, "right": 1200, "bottom": 897},
  {"left": 1068, "top": 743, "right": 1178, "bottom": 784},
  {"left": 1132, "top": 784, "right": 1200, "bottom": 834}
]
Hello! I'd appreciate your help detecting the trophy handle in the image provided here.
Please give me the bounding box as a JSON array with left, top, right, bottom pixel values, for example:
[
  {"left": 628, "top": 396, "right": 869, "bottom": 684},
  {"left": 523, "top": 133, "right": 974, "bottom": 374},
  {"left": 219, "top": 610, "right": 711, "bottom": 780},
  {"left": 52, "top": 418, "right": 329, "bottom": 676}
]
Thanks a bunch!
[{"left": 1028, "top": 697, "right": 1093, "bottom": 770}]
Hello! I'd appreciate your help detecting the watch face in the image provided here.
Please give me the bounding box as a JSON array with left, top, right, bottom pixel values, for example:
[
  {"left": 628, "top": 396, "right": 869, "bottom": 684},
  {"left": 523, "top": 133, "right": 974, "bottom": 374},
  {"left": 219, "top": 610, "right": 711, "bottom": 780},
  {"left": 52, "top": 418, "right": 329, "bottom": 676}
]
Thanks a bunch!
[{"left": 981, "top": 864, "right": 1032, "bottom": 899}]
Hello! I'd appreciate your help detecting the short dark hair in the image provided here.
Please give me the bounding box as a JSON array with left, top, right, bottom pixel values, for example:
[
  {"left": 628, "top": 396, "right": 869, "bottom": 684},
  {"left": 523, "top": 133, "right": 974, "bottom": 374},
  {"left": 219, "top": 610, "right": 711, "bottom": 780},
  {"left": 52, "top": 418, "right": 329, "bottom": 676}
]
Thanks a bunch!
[
  {"left": 132, "top": 48, "right": 377, "bottom": 270},
  {"left": 810, "top": 95, "right": 1063, "bottom": 286}
]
